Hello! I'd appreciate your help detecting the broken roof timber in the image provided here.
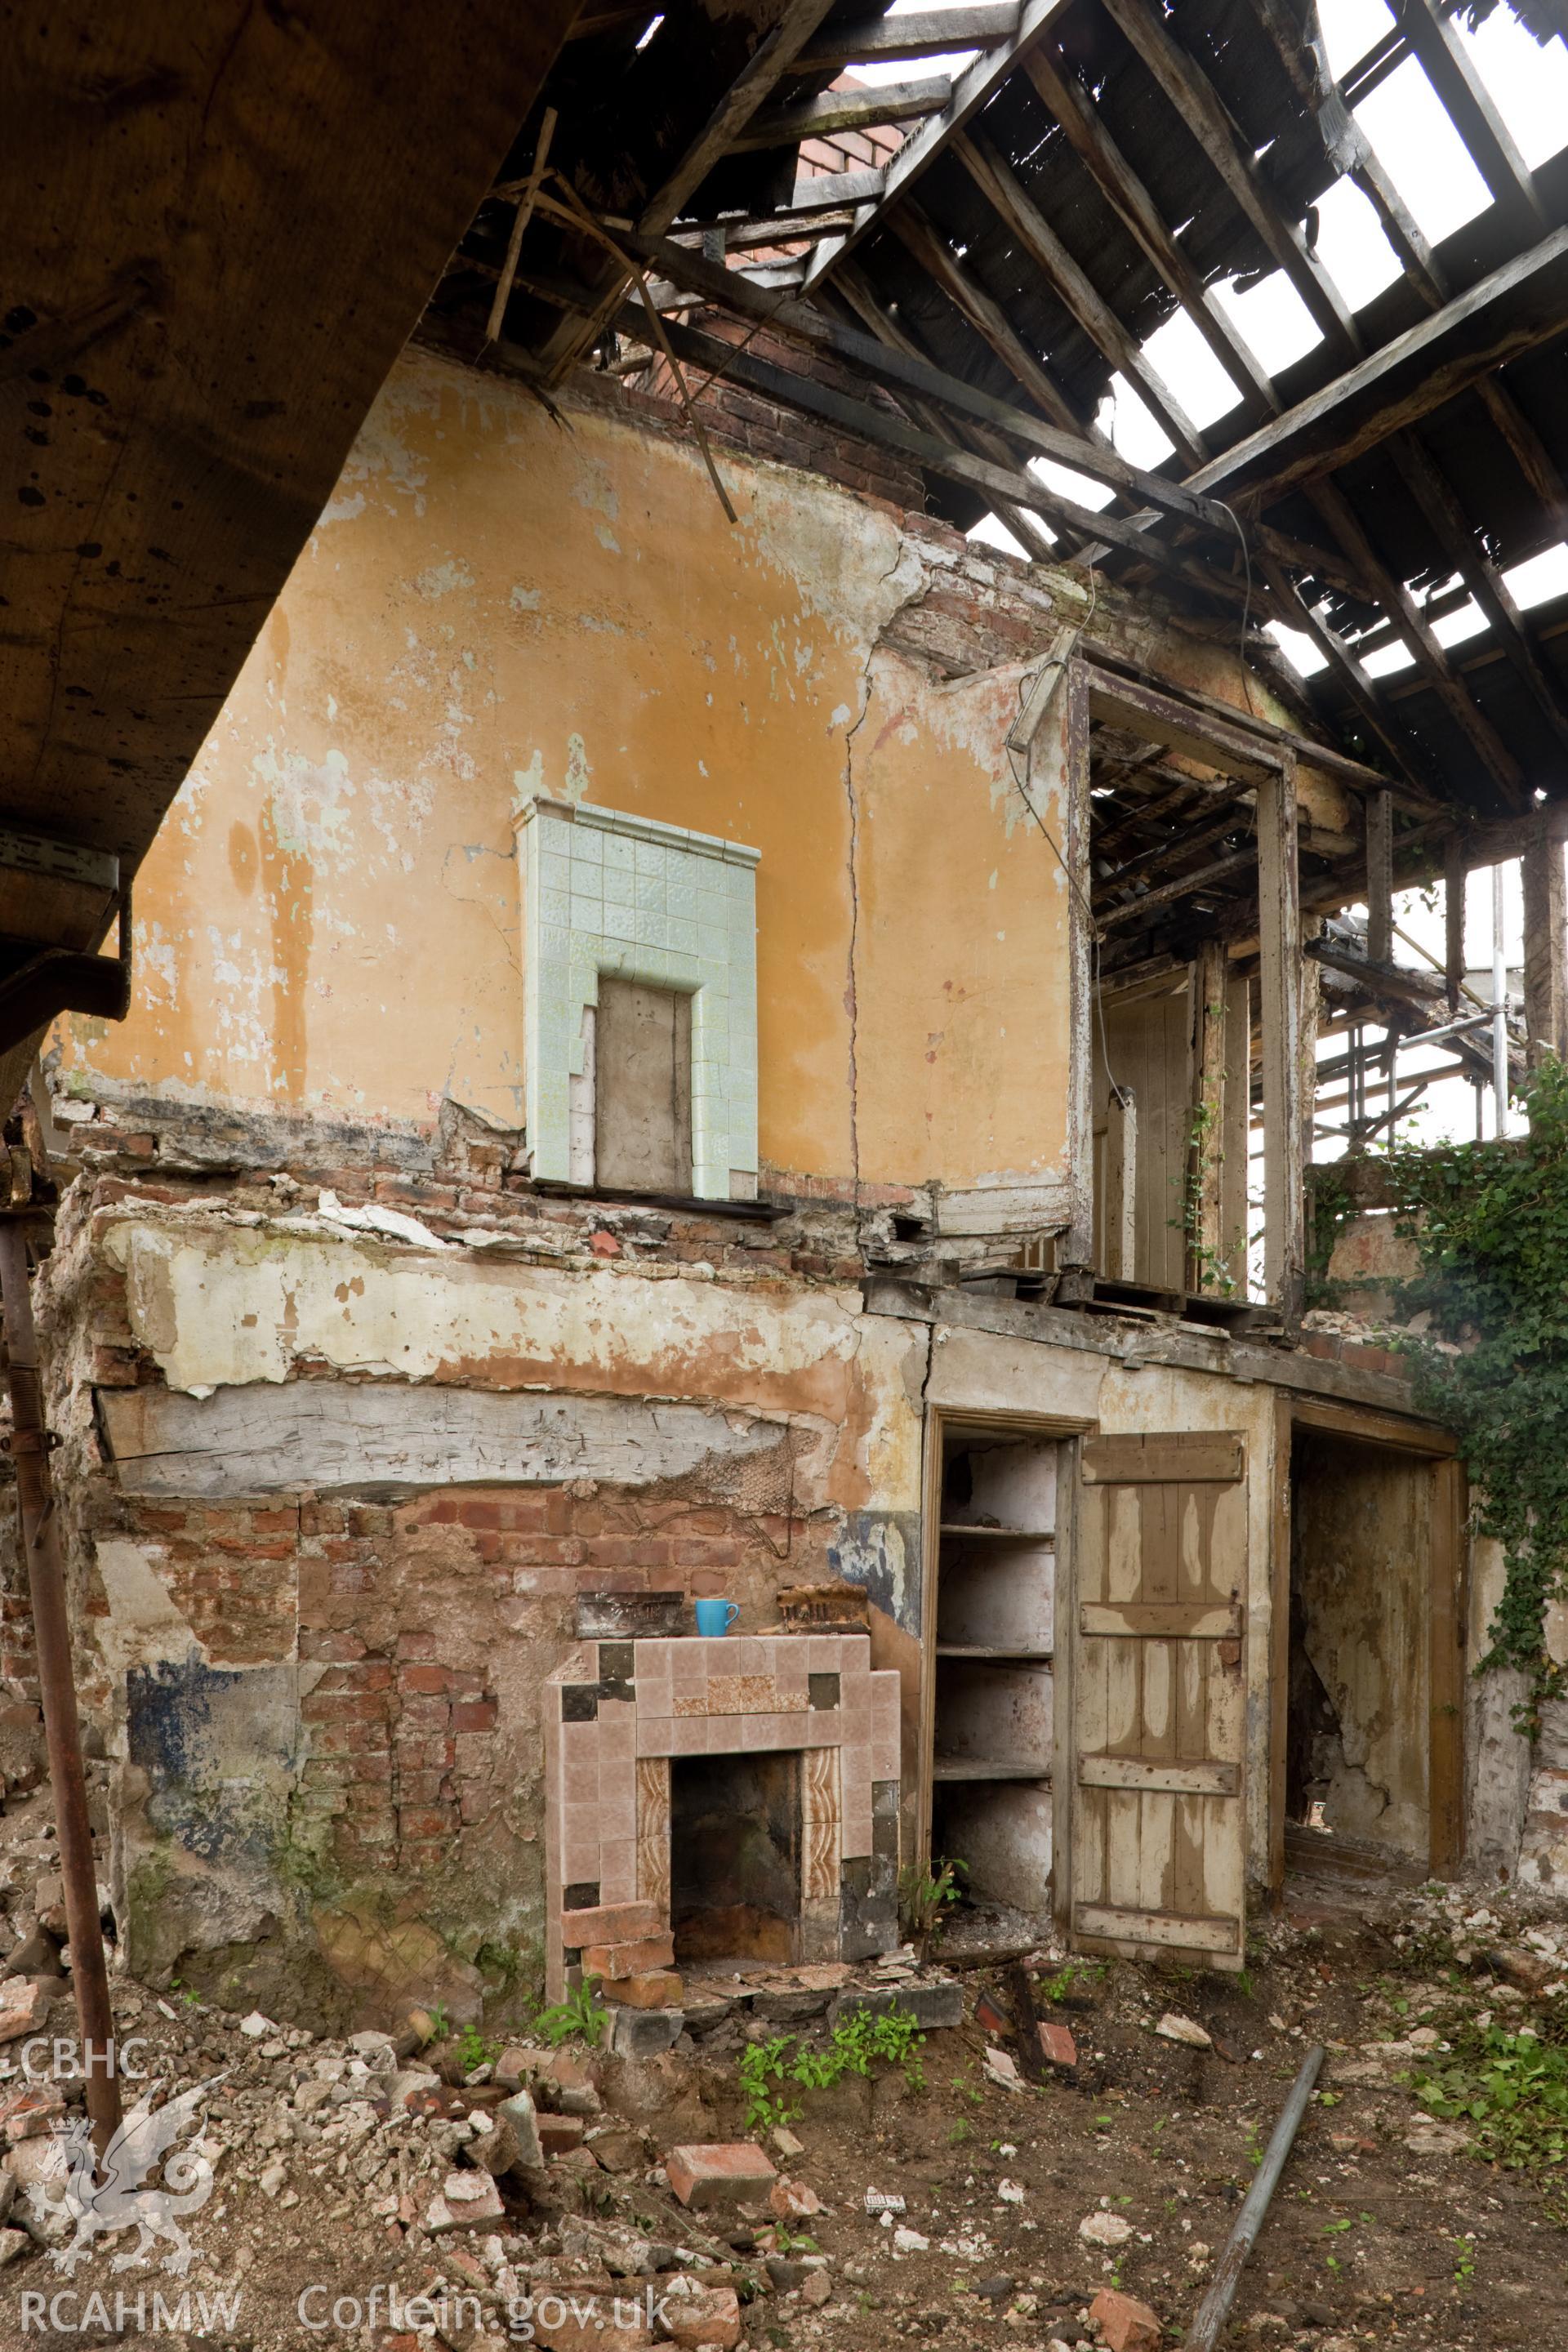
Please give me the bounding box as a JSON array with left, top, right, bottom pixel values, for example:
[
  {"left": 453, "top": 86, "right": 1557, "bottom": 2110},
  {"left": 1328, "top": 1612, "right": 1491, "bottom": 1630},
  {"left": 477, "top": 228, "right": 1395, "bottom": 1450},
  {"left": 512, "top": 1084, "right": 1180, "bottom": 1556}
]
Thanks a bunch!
[
  {"left": 803, "top": 0, "right": 1071, "bottom": 286},
  {"left": 1185, "top": 228, "right": 1568, "bottom": 505}
]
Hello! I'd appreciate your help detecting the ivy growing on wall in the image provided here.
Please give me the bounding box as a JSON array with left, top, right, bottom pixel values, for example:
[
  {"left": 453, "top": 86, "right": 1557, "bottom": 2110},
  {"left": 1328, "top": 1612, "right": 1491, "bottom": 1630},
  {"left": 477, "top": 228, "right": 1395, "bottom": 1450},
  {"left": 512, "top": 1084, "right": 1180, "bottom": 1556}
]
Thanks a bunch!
[{"left": 1374, "top": 1058, "right": 1568, "bottom": 1720}]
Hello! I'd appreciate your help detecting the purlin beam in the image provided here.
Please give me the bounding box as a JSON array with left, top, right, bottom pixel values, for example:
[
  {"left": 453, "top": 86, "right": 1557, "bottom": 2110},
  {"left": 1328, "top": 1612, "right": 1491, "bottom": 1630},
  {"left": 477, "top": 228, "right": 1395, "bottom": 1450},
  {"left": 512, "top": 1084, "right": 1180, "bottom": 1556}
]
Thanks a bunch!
[{"left": 793, "top": 6, "right": 1021, "bottom": 72}]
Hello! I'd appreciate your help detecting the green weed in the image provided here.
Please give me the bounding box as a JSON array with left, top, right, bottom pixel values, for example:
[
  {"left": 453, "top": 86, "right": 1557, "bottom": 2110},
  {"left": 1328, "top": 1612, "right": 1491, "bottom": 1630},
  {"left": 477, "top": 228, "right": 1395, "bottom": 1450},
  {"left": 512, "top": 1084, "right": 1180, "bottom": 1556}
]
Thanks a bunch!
[
  {"left": 533, "top": 1973, "right": 608, "bottom": 2049},
  {"left": 737, "top": 2005, "right": 927, "bottom": 2135}
]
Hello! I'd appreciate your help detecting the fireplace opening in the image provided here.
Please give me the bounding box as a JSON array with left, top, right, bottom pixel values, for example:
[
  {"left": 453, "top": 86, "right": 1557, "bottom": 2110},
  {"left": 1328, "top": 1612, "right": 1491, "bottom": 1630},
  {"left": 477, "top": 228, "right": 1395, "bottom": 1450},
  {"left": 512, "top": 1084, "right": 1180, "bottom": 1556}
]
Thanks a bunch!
[{"left": 670, "top": 1750, "right": 802, "bottom": 1964}]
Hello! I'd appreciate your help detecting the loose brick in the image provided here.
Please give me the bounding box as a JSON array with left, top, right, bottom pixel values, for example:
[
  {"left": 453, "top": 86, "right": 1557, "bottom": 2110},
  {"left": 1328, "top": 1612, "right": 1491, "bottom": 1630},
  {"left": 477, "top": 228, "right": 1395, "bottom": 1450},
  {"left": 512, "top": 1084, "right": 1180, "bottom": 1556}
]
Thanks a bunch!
[
  {"left": 537, "top": 2113, "right": 586, "bottom": 2158},
  {"left": 601, "top": 1971, "right": 683, "bottom": 2009},
  {"left": 560, "top": 1900, "right": 662, "bottom": 1947},
  {"left": 1038, "top": 2020, "right": 1078, "bottom": 2069},
  {"left": 666, "top": 2142, "right": 777, "bottom": 2211},
  {"left": 582, "top": 1933, "right": 675, "bottom": 1979},
  {"left": 1089, "top": 2289, "right": 1164, "bottom": 2351}
]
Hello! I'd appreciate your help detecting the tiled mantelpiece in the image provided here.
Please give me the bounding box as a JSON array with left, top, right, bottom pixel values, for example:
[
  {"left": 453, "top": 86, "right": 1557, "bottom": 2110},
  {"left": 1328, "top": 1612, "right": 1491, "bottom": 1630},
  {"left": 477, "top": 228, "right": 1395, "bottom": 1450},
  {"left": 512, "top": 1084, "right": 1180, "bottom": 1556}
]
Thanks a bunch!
[{"left": 544, "top": 1635, "right": 901, "bottom": 2000}]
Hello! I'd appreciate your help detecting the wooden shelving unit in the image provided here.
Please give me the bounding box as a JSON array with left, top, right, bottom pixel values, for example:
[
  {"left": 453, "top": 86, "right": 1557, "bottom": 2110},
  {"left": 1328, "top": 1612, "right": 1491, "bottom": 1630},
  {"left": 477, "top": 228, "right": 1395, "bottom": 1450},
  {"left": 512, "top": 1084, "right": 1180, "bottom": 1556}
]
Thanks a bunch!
[{"left": 929, "top": 1426, "right": 1060, "bottom": 1914}]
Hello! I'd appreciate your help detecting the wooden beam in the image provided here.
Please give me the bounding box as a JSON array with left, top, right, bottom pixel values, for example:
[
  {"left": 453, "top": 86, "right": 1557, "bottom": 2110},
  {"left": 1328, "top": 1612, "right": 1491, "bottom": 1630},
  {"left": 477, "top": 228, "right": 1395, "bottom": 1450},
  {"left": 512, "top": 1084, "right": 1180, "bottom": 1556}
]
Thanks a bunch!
[
  {"left": 1018, "top": 42, "right": 1275, "bottom": 418},
  {"left": 1183, "top": 228, "right": 1568, "bottom": 503},
  {"left": 1395, "top": 0, "right": 1548, "bottom": 232},
  {"left": 1247, "top": 0, "right": 1568, "bottom": 537},
  {"left": 886, "top": 203, "right": 1093, "bottom": 439},
  {"left": 953, "top": 130, "right": 1209, "bottom": 468},
  {"left": 640, "top": 0, "right": 839, "bottom": 229},
  {"left": 1099, "top": 0, "right": 1535, "bottom": 804},
  {"left": 1306, "top": 477, "right": 1526, "bottom": 808},
  {"left": 794, "top": 6, "right": 1020, "bottom": 70},
  {"left": 1445, "top": 829, "right": 1465, "bottom": 1014},
  {"left": 736, "top": 74, "right": 952, "bottom": 150},
  {"left": 1098, "top": 845, "right": 1260, "bottom": 930},
  {"left": 532, "top": 0, "right": 837, "bottom": 381},
  {"left": 804, "top": 0, "right": 1072, "bottom": 286},
  {"left": 1097, "top": 794, "right": 1254, "bottom": 897},
  {"left": 1103, "top": 1086, "right": 1138, "bottom": 1281},
  {"left": 635, "top": 231, "right": 1263, "bottom": 537},
  {"left": 1522, "top": 813, "right": 1568, "bottom": 1065},
  {"left": 1100, "top": 0, "right": 1359, "bottom": 354},
  {"left": 1085, "top": 668, "right": 1281, "bottom": 784},
  {"left": 1080, "top": 640, "right": 1427, "bottom": 802},
  {"left": 1190, "top": 937, "right": 1230, "bottom": 1295},
  {"left": 1299, "top": 953, "right": 1322, "bottom": 1229},
  {"left": 1386, "top": 434, "right": 1568, "bottom": 757},
  {"left": 831, "top": 267, "right": 1056, "bottom": 559},
  {"left": 642, "top": 306, "right": 1265, "bottom": 606},
  {"left": 1365, "top": 788, "right": 1393, "bottom": 964},
  {"left": 1064, "top": 658, "right": 1096, "bottom": 1269},
  {"left": 1258, "top": 752, "right": 1304, "bottom": 1317}
]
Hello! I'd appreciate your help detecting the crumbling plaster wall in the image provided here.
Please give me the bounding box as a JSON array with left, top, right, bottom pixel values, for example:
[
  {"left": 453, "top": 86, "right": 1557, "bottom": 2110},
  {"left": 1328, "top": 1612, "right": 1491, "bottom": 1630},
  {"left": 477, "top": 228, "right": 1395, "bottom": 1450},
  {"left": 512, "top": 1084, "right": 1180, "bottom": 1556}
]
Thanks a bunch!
[
  {"left": 51, "top": 346, "right": 1085, "bottom": 1205},
  {"left": 35, "top": 1194, "right": 932, "bottom": 2025},
  {"left": 52, "top": 345, "right": 1352, "bottom": 1204}
]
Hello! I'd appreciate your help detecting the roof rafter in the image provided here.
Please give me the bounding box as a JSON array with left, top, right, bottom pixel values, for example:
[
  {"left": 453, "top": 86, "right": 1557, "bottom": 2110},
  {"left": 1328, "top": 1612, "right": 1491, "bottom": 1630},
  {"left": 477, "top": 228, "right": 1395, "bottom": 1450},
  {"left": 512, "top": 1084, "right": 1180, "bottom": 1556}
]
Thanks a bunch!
[
  {"left": 1184, "top": 227, "right": 1568, "bottom": 502},
  {"left": 1017, "top": 42, "right": 1276, "bottom": 419},
  {"left": 951, "top": 127, "right": 1209, "bottom": 468},
  {"left": 802, "top": 0, "right": 1071, "bottom": 286},
  {"left": 532, "top": 0, "right": 838, "bottom": 378},
  {"left": 1393, "top": 0, "right": 1548, "bottom": 232}
]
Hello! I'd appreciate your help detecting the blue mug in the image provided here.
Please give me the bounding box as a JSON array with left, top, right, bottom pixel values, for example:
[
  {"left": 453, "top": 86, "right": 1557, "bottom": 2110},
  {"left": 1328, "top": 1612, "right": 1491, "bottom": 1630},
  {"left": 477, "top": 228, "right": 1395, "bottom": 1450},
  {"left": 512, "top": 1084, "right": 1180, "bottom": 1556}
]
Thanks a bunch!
[{"left": 694, "top": 1598, "right": 740, "bottom": 1637}]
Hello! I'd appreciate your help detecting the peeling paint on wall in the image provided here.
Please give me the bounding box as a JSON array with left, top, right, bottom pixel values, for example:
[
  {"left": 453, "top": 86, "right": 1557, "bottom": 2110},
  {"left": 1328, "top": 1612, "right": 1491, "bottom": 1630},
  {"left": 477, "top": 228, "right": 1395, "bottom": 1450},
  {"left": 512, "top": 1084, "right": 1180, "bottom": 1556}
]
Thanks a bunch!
[{"left": 57, "top": 349, "right": 1076, "bottom": 1187}]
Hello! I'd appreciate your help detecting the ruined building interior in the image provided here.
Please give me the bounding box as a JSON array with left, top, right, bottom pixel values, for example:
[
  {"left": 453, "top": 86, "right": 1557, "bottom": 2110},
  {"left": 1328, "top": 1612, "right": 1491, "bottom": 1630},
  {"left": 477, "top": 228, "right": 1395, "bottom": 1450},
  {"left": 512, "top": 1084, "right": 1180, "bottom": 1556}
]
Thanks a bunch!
[{"left": 9, "top": 0, "right": 1568, "bottom": 2062}]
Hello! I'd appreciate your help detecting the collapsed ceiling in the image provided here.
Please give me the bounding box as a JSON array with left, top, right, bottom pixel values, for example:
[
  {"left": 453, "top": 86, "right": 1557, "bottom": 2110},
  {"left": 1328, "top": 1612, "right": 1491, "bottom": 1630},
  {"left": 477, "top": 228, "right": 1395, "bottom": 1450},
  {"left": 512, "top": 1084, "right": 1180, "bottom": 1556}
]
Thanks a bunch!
[{"left": 426, "top": 0, "right": 1568, "bottom": 974}]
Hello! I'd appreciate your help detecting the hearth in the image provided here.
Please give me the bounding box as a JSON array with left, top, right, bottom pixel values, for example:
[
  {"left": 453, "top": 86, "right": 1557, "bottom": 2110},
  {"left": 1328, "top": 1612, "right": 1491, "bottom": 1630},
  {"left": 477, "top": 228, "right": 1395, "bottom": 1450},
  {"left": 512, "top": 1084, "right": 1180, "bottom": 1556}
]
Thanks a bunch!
[
  {"left": 543, "top": 1633, "right": 902, "bottom": 2001},
  {"left": 670, "top": 1750, "right": 801, "bottom": 1964}
]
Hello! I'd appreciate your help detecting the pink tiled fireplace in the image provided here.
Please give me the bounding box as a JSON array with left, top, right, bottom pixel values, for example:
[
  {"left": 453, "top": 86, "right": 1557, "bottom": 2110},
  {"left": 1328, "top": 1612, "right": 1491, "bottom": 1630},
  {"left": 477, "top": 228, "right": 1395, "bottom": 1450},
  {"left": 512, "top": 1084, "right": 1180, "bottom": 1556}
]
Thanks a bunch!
[{"left": 544, "top": 1634, "right": 902, "bottom": 2002}]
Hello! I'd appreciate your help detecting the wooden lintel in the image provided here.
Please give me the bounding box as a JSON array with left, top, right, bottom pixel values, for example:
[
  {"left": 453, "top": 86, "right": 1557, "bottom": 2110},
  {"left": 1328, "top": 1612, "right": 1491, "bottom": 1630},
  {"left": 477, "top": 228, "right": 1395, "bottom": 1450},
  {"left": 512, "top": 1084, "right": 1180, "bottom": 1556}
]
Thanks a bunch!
[{"left": 1085, "top": 667, "right": 1280, "bottom": 782}]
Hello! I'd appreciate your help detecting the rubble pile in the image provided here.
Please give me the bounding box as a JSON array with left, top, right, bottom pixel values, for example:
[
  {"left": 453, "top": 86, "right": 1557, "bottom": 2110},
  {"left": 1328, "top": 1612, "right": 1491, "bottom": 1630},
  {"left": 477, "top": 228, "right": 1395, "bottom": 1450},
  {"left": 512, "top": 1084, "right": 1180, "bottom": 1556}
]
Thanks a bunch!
[{"left": 0, "top": 1771, "right": 1564, "bottom": 2350}]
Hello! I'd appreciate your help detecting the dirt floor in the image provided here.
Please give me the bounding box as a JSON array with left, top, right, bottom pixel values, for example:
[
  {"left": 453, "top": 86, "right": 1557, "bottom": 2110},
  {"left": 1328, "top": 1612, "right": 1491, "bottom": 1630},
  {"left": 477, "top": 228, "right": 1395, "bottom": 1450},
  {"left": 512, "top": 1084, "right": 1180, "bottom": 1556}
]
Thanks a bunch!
[{"left": 2, "top": 1774, "right": 1566, "bottom": 2351}]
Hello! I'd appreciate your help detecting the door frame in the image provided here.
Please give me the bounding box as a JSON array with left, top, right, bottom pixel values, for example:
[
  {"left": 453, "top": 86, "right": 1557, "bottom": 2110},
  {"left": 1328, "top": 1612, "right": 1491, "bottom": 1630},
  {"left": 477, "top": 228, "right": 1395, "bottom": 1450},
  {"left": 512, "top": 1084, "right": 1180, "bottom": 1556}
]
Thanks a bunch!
[
  {"left": 918, "top": 1403, "right": 1095, "bottom": 1879},
  {"left": 1273, "top": 1396, "right": 1468, "bottom": 1893}
]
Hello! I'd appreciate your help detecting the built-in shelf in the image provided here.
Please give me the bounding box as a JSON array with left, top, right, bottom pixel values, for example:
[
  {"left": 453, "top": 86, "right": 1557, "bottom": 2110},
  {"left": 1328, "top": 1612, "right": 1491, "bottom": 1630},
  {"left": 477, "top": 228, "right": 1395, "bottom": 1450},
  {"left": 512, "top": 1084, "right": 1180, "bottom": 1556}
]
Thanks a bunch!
[
  {"left": 938, "top": 1523, "right": 1055, "bottom": 1544},
  {"left": 936, "top": 1644, "right": 1053, "bottom": 1662},
  {"left": 930, "top": 1427, "right": 1059, "bottom": 1913}
]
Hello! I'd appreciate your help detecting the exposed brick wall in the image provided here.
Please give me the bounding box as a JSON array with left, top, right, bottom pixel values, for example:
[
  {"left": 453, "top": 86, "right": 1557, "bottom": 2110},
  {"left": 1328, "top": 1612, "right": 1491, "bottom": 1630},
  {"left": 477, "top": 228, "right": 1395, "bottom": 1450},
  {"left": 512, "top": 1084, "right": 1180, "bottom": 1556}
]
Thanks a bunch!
[{"left": 100, "top": 1482, "right": 840, "bottom": 1913}]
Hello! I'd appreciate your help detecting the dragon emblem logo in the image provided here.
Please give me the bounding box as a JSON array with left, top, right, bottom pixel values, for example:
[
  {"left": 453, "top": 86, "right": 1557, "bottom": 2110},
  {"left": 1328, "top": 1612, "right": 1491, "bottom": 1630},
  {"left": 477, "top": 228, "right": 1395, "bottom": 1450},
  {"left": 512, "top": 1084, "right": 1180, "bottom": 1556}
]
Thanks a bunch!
[{"left": 31, "top": 2077, "right": 222, "bottom": 2275}]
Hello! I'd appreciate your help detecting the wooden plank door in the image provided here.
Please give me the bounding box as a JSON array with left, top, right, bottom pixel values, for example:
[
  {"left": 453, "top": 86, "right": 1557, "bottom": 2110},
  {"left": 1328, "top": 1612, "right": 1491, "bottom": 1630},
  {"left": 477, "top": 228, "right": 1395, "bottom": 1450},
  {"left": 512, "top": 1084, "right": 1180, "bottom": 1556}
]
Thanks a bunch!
[{"left": 1067, "top": 1431, "right": 1249, "bottom": 1968}]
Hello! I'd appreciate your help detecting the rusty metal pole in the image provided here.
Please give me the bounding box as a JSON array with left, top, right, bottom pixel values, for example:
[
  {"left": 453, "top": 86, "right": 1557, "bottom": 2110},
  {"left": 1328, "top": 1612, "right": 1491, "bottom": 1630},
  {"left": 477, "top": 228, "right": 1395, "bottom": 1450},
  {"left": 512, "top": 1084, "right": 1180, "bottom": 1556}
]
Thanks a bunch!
[
  {"left": 0, "top": 1220, "right": 122, "bottom": 2150},
  {"left": 1183, "top": 2044, "right": 1324, "bottom": 2350}
]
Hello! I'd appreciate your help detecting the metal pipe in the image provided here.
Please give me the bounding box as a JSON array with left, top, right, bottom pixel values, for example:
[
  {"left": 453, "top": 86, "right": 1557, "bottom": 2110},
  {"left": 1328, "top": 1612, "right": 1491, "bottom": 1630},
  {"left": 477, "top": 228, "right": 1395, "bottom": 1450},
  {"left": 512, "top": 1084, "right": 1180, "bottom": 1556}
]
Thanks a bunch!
[
  {"left": 0, "top": 1222, "right": 122, "bottom": 2152},
  {"left": 1183, "top": 2044, "right": 1325, "bottom": 2351},
  {"left": 1492, "top": 862, "right": 1509, "bottom": 1136}
]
